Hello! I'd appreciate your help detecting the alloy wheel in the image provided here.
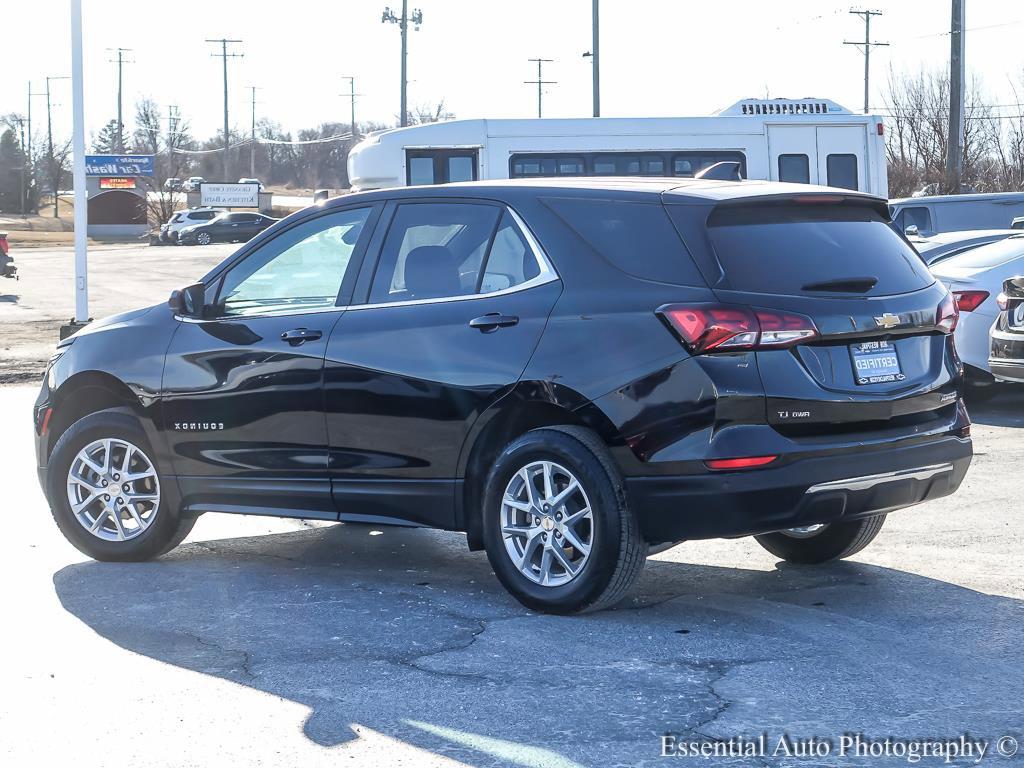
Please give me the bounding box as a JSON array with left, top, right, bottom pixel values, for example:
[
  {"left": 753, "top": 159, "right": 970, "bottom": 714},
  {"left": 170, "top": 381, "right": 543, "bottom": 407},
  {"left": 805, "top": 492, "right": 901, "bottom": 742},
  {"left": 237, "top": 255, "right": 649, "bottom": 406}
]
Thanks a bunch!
[
  {"left": 66, "top": 438, "right": 161, "bottom": 542},
  {"left": 500, "top": 460, "right": 594, "bottom": 587},
  {"left": 197, "top": 232, "right": 211, "bottom": 245}
]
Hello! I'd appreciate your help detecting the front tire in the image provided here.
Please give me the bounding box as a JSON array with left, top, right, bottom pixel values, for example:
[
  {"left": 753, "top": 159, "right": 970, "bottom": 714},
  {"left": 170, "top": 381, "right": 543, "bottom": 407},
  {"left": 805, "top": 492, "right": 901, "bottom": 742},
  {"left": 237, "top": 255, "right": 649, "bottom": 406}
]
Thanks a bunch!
[
  {"left": 481, "top": 426, "right": 646, "bottom": 614},
  {"left": 754, "top": 515, "right": 886, "bottom": 564},
  {"left": 46, "top": 409, "right": 195, "bottom": 562}
]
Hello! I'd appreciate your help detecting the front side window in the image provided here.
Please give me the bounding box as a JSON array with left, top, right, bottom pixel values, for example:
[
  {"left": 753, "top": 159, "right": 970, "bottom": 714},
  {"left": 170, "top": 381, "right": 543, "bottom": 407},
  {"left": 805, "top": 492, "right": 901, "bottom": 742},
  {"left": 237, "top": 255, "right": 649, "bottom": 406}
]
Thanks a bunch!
[
  {"left": 895, "top": 206, "right": 932, "bottom": 234},
  {"left": 778, "top": 154, "right": 810, "bottom": 184},
  {"left": 215, "top": 207, "right": 371, "bottom": 317},
  {"left": 370, "top": 203, "right": 502, "bottom": 302}
]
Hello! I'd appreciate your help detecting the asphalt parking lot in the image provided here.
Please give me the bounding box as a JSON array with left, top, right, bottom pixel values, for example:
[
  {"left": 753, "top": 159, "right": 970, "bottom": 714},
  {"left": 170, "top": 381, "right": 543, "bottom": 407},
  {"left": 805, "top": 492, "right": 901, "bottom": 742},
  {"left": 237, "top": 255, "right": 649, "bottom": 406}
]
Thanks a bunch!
[{"left": 2, "top": 243, "right": 1024, "bottom": 767}]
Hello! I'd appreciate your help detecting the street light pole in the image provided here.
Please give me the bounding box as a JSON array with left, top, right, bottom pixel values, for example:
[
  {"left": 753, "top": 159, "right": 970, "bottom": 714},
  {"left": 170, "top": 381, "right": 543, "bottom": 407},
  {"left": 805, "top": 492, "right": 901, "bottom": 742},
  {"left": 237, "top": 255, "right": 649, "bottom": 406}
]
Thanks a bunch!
[
  {"left": 591, "top": 0, "right": 600, "bottom": 117},
  {"left": 382, "top": 3, "right": 423, "bottom": 127}
]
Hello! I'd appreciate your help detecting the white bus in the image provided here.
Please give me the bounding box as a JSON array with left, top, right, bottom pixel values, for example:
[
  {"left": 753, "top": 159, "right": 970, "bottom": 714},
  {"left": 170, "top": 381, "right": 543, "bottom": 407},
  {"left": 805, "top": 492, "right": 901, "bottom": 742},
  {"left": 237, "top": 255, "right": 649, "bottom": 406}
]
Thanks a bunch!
[{"left": 347, "top": 98, "right": 888, "bottom": 196}]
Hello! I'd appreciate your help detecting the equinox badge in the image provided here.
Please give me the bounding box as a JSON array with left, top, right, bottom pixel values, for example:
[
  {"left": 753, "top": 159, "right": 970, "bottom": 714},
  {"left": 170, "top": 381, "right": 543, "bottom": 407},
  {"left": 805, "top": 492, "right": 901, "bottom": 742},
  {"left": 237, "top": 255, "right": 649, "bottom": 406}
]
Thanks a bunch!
[{"left": 874, "top": 312, "right": 901, "bottom": 329}]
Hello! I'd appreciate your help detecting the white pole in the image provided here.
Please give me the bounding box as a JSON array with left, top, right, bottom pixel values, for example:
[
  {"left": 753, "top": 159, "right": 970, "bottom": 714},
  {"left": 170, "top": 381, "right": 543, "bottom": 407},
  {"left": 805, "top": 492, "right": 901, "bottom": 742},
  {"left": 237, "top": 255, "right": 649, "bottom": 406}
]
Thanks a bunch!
[{"left": 70, "top": 0, "right": 88, "bottom": 324}]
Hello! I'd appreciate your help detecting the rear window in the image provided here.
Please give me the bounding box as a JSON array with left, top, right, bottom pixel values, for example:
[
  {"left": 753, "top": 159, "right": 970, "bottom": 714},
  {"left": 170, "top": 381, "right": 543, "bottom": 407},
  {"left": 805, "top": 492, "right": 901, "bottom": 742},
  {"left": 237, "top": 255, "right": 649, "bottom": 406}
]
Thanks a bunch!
[
  {"left": 940, "top": 237, "right": 1024, "bottom": 269},
  {"left": 701, "top": 203, "right": 933, "bottom": 296},
  {"left": 543, "top": 197, "right": 705, "bottom": 286}
]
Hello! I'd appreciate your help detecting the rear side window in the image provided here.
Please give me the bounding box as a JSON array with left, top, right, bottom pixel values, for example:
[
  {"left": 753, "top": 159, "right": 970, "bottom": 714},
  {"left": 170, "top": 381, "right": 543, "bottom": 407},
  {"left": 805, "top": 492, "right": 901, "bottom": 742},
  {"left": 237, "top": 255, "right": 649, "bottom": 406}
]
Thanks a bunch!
[
  {"left": 700, "top": 203, "right": 933, "bottom": 296},
  {"left": 778, "top": 154, "right": 810, "bottom": 184},
  {"left": 826, "top": 154, "right": 859, "bottom": 190},
  {"left": 543, "top": 197, "right": 705, "bottom": 285}
]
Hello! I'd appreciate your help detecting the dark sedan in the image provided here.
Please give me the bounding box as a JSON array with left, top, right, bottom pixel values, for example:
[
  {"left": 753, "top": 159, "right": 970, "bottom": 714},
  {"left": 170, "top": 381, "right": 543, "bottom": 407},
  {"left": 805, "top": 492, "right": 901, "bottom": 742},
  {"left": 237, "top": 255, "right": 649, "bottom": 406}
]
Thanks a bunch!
[{"left": 178, "top": 212, "right": 278, "bottom": 246}]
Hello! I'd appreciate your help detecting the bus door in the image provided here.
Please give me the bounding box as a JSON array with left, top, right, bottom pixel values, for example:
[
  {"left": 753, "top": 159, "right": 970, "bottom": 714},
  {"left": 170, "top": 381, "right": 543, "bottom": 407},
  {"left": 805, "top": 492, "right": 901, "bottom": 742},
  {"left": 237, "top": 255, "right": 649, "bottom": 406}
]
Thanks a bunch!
[
  {"left": 815, "top": 126, "right": 867, "bottom": 192},
  {"left": 405, "top": 148, "right": 480, "bottom": 186},
  {"left": 767, "top": 125, "right": 818, "bottom": 186}
]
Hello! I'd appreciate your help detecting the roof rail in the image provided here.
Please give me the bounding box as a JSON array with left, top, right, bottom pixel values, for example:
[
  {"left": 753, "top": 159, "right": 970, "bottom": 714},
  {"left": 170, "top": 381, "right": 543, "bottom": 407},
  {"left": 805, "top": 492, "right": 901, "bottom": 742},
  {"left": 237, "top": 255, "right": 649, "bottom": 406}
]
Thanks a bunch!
[{"left": 717, "top": 98, "right": 851, "bottom": 117}]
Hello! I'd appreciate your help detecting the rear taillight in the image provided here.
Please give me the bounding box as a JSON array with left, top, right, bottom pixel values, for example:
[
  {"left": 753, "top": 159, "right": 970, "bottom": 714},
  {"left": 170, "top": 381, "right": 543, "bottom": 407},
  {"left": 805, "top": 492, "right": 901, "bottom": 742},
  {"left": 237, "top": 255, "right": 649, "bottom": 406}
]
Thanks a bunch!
[
  {"left": 997, "top": 292, "right": 1009, "bottom": 311},
  {"left": 657, "top": 304, "right": 818, "bottom": 354},
  {"left": 952, "top": 290, "right": 989, "bottom": 313},
  {"left": 936, "top": 293, "right": 959, "bottom": 333},
  {"left": 705, "top": 455, "right": 778, "bottom": 470}
]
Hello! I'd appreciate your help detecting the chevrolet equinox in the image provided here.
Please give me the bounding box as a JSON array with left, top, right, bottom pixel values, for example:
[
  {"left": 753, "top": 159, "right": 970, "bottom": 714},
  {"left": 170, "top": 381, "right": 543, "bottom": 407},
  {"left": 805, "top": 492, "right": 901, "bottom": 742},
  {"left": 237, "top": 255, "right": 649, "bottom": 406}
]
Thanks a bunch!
[{"left": 34, "top": 178, "right": 973, "bottom": 613}]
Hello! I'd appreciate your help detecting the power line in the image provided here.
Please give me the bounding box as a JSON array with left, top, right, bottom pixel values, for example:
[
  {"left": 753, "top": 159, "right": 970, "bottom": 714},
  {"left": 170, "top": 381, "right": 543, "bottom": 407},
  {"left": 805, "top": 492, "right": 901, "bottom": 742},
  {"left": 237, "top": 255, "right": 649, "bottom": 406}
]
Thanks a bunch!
[
  {"left": 524, "top": 58, "right": 555, "bottom": 118},
  {"left": 206, "top": 38, "right": 244, "bottom": 180},
  {"left": 844, "top": 9, "right": 888, "bottom": 114}
]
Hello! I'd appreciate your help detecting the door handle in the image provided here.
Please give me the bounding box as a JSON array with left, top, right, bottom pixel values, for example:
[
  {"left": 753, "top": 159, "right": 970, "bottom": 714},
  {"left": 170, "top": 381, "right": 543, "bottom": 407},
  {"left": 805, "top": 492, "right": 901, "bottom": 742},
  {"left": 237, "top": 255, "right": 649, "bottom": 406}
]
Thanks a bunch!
[
  {"left": 468, "top": 313, "right": 519, "bottom": 332},
  {"left": 280, "top": 328, "right": 323, "bottom": 345}
]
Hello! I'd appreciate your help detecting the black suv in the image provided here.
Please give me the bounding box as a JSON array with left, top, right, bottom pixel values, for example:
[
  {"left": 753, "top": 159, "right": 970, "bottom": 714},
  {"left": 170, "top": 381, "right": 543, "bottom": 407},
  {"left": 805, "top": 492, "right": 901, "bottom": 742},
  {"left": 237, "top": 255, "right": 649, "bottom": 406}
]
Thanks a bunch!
[{"left": 34, "top": 179, "right": 973, "bottom": 613}]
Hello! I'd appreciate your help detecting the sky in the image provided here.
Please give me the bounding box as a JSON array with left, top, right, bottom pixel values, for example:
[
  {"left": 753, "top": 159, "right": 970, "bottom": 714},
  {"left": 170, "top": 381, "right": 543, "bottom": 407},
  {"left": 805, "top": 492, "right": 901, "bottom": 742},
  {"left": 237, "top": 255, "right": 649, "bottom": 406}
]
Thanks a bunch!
[{"left": 2, "top": 0, "right": 1023, "bottom": 147}]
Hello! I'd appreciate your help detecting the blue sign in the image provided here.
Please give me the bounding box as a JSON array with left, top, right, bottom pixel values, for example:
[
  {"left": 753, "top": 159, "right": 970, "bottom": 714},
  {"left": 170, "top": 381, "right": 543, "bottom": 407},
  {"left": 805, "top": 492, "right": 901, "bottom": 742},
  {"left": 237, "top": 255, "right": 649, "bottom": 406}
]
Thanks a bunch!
[{"left": 85, "top": 155, "right": 154, "bottom": 176}]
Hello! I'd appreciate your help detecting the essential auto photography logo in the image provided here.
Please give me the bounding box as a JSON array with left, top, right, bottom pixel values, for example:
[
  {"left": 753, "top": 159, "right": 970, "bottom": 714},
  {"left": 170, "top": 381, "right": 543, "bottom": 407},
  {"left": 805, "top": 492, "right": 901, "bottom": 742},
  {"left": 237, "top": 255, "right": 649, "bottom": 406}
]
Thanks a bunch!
[{"left": 659, "top": 732, "right": 1017, "bottom": 763}]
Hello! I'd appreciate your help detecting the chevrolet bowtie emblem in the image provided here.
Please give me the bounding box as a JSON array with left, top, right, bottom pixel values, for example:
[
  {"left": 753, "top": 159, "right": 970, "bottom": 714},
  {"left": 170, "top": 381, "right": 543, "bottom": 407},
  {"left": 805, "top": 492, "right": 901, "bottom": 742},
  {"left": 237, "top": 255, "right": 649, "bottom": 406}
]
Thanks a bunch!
[{"left": 874, "top": 312, "right": 901, "bottom": 329}]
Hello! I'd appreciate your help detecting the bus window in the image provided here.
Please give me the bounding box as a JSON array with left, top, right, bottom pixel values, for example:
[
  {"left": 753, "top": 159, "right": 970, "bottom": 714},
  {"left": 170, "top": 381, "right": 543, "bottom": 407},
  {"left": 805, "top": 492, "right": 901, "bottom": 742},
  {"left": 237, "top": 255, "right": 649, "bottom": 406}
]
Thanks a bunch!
[
  {"left": 643, "top": 157, "right": 665, "bottom": 175},
  {"left": 448, "top": 156, "right": 475, "bottom": 183},
  {"left": 826, "top": 154, "right": 858, "bottom": 190},
  {"left": 408, "top": 156, "right": 435, "bottom": 186},
  {"left": 778, "top": 154, "right": 810, "bottom": 184},
  {"left": 672, "top": 152, "right": 746, "bottom": 178},
  {"left": 510, "top": 155, "right": 584, "bottom": 178}
]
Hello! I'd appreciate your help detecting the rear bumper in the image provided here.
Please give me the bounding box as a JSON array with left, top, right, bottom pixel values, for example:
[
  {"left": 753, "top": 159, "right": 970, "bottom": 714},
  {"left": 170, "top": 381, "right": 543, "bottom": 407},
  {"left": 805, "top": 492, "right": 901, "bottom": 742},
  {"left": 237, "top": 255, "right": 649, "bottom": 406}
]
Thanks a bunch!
[
  {"left": 626, "top": 435, "right": 972, "bottom": 542},
  {"left": 989, "top": 328, "right": 1024, "bottom": 382}
]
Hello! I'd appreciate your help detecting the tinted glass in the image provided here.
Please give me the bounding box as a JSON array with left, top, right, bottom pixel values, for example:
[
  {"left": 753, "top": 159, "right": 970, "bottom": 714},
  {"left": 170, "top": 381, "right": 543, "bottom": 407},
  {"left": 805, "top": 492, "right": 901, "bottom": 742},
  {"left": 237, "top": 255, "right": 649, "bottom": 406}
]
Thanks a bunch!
[
  {"left": 672, "top": 152, "right": 746, "bottom": 178},
  {"left": 544, "top": 197, "right": 705, "bottom": 286},
  {"left": 895, "top": 206, "right": 932, "bottom": 233},
  {"left": 778, "top": 154, "right": 810, "bottom": 184},
  {"left": 702, "top": 203, "right": 933, "bottom": 296},
  {"left": 826, "top": 154, "right": 859, "bottom": 190},
  {"left": 480, "top": 212, "right": 540, "bottom": 293},
  {"left": 216, "top": 207, "right": 371, "bottom": 316},
  {"left": 408, "top": 156, "right": 434, "bottom": 186},
  {"left": 447, "top": 155, "right": 475, "bottom": 182},
  {"left": 938, "top": 237, "right": 1024, "bottom": 270},
  {"left": 370, "top": 203, "right": 501, "bottom": 302}
]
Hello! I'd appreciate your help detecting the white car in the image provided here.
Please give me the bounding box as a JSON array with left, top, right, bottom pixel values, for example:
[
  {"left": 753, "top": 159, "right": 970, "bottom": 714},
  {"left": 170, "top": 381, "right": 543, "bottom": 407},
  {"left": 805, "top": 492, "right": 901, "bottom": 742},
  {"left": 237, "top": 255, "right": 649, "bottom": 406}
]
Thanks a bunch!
[
  {"left": 930, "top": 233, "right": 1024, "bottom": 387},
  {"left": 182, "top": 176, "right": 206, "bottom": 192},
  {"left": 159, "top": 207, "right": 225, "bottom": 244}
]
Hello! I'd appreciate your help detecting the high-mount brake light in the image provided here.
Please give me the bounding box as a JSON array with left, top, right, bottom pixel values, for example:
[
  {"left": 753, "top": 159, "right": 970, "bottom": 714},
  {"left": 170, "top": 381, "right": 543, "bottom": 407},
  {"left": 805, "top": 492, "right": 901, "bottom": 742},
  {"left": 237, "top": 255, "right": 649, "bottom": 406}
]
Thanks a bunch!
[
  {"left": 936, "top": 293, "right": 959, "bottom": 333},
  {"left": 705, "top": 455, "right": 778, "bottom": 470},
  {"left": 951, "top": 290, "right": 989, "bottom": 313},
  {"left": 793, "top": 195, "right": 844, "bottom": 204},
  {"left": 657, "top": 304, "right": 818, "bottom": 354}
]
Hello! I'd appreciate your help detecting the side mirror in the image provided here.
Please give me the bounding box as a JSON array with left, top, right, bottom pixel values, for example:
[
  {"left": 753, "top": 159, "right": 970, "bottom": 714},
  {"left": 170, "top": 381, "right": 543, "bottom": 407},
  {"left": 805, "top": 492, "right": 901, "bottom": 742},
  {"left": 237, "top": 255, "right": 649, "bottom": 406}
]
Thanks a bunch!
[
  {"left": 168, "top": 283, "right": 206, "bottom": 317},
  {"left": 904, "top": 224, "right": 919, "bottom": 237}
]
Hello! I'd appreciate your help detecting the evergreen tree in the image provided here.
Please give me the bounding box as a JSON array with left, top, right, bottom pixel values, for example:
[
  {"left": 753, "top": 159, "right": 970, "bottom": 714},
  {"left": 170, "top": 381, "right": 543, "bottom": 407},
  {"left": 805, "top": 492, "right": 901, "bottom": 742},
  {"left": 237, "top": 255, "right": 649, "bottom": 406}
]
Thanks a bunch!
[
  {"left": 92, "top": 119, "right": 121, "bottom": 153},
  {"left": 0, "top": 128, "right": 28, "bottom": 213}
]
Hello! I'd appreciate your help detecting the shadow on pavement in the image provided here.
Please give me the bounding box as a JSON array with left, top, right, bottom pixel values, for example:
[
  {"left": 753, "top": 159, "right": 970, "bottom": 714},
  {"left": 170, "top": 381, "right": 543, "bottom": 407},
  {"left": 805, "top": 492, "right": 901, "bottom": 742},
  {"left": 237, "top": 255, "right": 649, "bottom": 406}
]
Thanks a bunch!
[
  {"left": 966, "top": 386, "right": 1024, "bottom": 428},
  {"left": 53, "top": 522, "right": 1024, "bottom": 766}
]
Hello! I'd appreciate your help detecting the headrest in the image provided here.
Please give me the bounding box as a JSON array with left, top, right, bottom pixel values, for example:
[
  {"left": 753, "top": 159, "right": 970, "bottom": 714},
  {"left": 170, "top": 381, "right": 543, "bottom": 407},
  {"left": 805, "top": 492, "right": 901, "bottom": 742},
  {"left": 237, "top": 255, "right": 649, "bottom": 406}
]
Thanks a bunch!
[{"left": 404, "top": 245, "right": 461, "bottom": 298}]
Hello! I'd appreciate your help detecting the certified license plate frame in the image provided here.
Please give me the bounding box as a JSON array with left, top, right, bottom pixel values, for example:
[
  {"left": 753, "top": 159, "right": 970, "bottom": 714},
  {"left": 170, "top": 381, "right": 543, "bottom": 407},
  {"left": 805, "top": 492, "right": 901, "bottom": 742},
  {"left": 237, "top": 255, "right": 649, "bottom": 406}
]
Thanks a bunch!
[{"left": 850, "top": 340, "right": 905, "bottom": 385}]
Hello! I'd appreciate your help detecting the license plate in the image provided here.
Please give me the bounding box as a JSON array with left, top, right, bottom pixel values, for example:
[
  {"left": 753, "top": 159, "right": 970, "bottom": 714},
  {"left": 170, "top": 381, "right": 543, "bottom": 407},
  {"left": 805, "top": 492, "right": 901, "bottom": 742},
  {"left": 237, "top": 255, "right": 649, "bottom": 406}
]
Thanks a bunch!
[{"left": 850, "top": 340, "right": 904, "bottom": 385}]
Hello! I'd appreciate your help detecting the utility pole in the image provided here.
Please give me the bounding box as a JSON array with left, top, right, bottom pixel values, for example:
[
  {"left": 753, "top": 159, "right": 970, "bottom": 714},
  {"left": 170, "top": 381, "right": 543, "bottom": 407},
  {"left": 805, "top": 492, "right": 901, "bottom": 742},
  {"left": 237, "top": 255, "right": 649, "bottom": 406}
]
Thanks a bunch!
[
  {"left": 206, "top": 38, "right": 244, "bottom": 181},
  {"left": 844, "top": 9, "right": 888, "bottom": 114},
  {"left": 946, "top": 0, "right": 966, "bottom": 194},
  {"left": 341, "top": 76, "right": 358, "bottom": 137},
  {"left": 28, "top": 80, "right": 47, "bottom": 207},
  {"left": 45, "top": 75, "right": 70, "bottom": 218},
  {"left": 524, "top": 59, "right": 555, "bottom": 118},
  {"left": 167, "top": 105, "right": 180, "bottom": 182},
  {"left": 382, "top": 2, "right": 423, "bottom": 127},
  {"left": 107, "top": 47, "right": 133, "bottom": 151},
  {"left": 247, "top": 86, "right": 260, "bottom": 178},
  {"left": 14, "top": 117, "right": 27, "bottom": 214}
]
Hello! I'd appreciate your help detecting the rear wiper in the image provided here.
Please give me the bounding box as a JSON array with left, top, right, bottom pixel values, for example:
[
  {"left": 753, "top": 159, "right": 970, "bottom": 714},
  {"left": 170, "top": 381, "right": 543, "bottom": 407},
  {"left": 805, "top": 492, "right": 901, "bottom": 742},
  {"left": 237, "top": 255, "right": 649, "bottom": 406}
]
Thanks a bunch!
[{"left": 801, "top": 277, "right": 878, "bottom": 293}]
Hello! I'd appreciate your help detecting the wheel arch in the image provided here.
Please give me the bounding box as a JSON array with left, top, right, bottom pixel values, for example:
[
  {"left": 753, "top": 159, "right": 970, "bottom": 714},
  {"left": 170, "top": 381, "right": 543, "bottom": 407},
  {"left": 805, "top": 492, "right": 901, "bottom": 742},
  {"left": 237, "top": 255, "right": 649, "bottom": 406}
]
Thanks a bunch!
[
  {"left": 457, "top": 382, "right": 625, "bottom": 550},
  {"left": 47, "top": 371, "right": 151, "bottom": 461}
]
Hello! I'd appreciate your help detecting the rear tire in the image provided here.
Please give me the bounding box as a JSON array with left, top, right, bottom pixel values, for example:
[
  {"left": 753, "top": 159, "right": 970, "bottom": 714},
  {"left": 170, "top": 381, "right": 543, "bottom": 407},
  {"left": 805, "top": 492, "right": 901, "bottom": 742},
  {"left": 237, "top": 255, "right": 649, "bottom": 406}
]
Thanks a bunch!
[
  {"left": 481, "top": 426, "right": 645, "bottom": 614},
  {"left": 47, "top": 409, "right": 195, "bottom": 562},
  {"left": 754, "top": 515, "right": 886, "bottom": 564}
]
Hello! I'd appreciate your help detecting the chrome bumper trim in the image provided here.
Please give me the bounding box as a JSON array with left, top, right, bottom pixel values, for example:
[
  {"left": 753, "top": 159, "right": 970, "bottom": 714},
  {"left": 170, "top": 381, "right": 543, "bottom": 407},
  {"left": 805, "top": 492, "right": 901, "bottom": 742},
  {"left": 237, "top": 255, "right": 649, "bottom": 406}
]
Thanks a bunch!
[{"left": 806, "top": 463, "right": 954, "bottom": 495}]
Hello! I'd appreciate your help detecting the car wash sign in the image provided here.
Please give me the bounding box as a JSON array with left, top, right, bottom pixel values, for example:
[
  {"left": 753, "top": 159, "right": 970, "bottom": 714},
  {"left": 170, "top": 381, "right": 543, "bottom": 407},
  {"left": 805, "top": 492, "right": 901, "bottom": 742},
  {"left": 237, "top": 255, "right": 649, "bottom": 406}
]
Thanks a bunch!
[{"left": 85, "top": 155, "right": 154, "bottom": 176}]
